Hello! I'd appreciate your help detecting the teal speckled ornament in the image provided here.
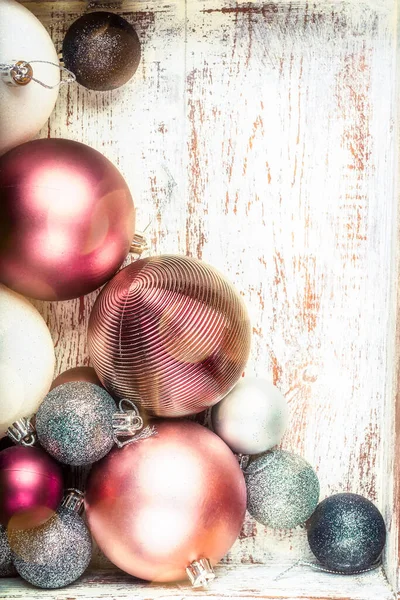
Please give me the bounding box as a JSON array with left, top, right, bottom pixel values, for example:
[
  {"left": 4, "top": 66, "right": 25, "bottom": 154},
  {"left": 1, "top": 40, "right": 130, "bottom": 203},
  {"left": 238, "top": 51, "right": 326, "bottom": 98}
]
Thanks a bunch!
[{"left": 244, "top": 449, "right": 320, "bottom": 529}]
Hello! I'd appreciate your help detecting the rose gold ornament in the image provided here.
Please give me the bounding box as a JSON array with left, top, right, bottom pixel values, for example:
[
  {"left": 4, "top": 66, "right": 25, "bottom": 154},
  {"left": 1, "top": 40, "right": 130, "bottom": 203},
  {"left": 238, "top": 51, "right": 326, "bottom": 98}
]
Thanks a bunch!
[
  {"left": 88, "top": 255, "right": 251, "bottom": 417},
  {"left": 85, "top": 420, "right": 246, "bottom": 583},
  {"left": 0, "top": 138, "right": 135, "bottom": 300},
  {"left": 50, "top": 367, "right": 101, "bottom": 391}
]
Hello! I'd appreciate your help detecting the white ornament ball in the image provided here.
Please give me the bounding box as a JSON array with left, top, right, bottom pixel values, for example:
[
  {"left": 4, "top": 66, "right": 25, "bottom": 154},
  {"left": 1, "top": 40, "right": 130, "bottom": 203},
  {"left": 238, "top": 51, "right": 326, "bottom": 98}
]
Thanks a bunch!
[
  {"left": 0, "top": 285, "right": 55, "bottom": 437},
  {"left": 211, "top": 377, "right": 289, "bottom": 455},
  {"left": 0, "top": 0, "right": 59, "bottom": 156}
]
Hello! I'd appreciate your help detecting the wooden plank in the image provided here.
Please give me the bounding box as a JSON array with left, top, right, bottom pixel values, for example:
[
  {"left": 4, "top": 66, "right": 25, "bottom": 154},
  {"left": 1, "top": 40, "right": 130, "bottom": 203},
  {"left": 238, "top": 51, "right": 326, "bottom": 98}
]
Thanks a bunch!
[{"left": 0, "top": 564, "right": 394, "bottom": 600}]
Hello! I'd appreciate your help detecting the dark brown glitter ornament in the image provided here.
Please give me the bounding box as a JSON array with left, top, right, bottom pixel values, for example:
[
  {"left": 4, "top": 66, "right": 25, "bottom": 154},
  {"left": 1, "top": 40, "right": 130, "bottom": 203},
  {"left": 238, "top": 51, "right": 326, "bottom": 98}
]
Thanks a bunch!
[{"left": 62, "top": 12, "right": 141, "bottom": 91}]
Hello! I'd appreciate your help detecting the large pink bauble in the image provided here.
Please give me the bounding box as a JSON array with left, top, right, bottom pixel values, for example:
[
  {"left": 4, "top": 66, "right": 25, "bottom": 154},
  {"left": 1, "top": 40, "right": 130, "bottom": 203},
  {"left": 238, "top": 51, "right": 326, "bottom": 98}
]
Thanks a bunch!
[
  {"left": 88, "top": 255, "right": 251, "bottom": 417},
  {"left": 0, "top": 139, "right": 135, "bottom": 300},
  {"left": 85, "top": 420, "right": 246, "bottom": 582},
  {"left": 0, "top": 446, "right": 63, "bottom": 529}
]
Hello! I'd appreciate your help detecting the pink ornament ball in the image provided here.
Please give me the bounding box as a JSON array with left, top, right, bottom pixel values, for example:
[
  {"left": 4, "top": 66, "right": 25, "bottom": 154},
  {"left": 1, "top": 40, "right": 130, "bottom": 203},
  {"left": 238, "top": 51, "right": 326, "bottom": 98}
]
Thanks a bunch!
[
  {"left": 0, "top": 446, "right": 63, "bottom": 530},
  {"left": 0, "top": 139, "right": 135, "bottom": 301}
]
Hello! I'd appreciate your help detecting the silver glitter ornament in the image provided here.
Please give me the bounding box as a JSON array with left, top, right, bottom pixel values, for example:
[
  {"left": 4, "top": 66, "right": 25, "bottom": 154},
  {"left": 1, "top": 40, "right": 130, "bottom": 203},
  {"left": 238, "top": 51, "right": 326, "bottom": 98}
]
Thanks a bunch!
[
  {"left": 9, "top": 503, "right": 92, "bottom": 589},
  {"left": 36, "top": 382, "right": 116, "bottom": 466},
  {"left": 0, "top": 525, "right": 16, "bottom": 577},
  {"left": 245, "top": 449, "right": 320, "bottom": 529},
  {"left": 307, "top": 493, "right": 386, "bottom": 573},
  {"left": 211, "top": 377, "right": 288, "bottom": 455}
]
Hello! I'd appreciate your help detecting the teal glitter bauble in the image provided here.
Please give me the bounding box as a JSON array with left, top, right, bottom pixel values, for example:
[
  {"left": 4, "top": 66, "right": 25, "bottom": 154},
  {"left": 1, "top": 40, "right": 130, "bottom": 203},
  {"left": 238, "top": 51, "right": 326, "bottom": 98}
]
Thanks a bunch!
[{"left": 244, "top": 449, "right": 320, "bottom": 529}]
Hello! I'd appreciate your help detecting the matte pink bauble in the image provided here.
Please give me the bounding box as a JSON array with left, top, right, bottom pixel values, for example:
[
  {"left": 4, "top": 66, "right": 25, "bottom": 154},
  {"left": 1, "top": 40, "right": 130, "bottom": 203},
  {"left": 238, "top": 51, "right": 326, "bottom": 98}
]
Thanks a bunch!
[
  {"left": 85, "top": 420, "right": 246, "bottom": 583},
  {"left": 88, "top": 255, "right": 251, "bottom": 417},
  {"left": 0, "top": 139, "right": 135, "bottom": 300},
  {"left": 50, "top": 367, "right": 101, "bottom": 391},
  {"left": 0, "top": 446, "right": 63, "bottom": 529}
]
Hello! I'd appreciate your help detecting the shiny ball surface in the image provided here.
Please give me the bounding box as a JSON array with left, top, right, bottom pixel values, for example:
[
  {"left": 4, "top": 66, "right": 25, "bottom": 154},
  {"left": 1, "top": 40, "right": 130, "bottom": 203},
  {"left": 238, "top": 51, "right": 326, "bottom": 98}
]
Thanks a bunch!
[
  {"left": 85, "top": 420, "right": 247, "bottom": 582},
  {"left": 9, "top": 506, "right": 92, "bottom": 588},
  {"left": 0, "top": 138, "right": 135, "bottom": 300},
  {"left": 63, "top": 12, "right": 141, "bottom": 91},
  {"left": 0, "top": 525, "right": 16, "bottom": 577},
  {"left": 245, "top": 449, "right": 320, "bottom": 529},
  {"left": 307, "top": 493, "right": 386, "bottom": 573},
  {"left": 0, "top": 446, "right": 63, "bottom": 529},
  {"left": 36, "top": 382, "right": 117, "bottom": 466},
  {"left": 0, "top": 0, "right": 59, "bottom": 156},
  {"left": 0, "top": 284, "right": 55, "bottom": 437},
  {"left": 50, "top": 367, "right": 101, "bottom": 391},
  {"left": 88, "top": 255, "right": 251, "bottom": 417},
  {"left": 211, "top": 377, "right": 288, "bottom": 455}
]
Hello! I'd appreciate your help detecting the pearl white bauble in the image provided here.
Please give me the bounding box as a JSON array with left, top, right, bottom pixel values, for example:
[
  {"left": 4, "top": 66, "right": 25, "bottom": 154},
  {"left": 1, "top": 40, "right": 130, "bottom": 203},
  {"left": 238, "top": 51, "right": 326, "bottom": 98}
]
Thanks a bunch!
[
  {"left": 0, "top": 0, "right": 59, "bottom": 156},
  {"left": 211, "top": 377, "right": 289, "bottom": 455},
  {"left": 0, "top": 285, "right": 55, "bottom": 436}
]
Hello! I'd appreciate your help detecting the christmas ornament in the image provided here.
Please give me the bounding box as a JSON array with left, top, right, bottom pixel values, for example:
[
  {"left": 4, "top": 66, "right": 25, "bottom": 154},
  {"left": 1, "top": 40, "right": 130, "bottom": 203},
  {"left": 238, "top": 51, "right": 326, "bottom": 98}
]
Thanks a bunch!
[
  {"left": 211, "top": 377, "right": 288, "bottom": 455},
  {"left": 0, "top": 0, "right": 61, "bottom": 155},
  {"left": 0, "top": 446, "right": 63, "bottom": 529},
  {"left": 0, "top": 525, "right": 16, "bottom": 577},
  {"left": 307, "top": 493, "right": 386, "bottom": 573},
  {"left": 85, "top": 420, "right": 247, "bottom": 584},
  {"left": 50, "top": 366, "right": 101, "bottom": 391},
  {"left": 9, "top": 489, "right": 92, "bottom": 588},
  {"left": 245, "top": 449, "right": 320, "bottom": 529},
  {"left": 63, "top": 12, "right": 141, "bottom": 91},
  {"left": 36, "top": 382, "right": 117, "bottom": 466},
  {"left": 0, "top": 138, "right": 135, "bottom": 301},
  {"left": 0, "top": 284, "right": 55, "bottom": 438},
  {"left": 88, "top": 255, "right": 251, "bottom": 417}
]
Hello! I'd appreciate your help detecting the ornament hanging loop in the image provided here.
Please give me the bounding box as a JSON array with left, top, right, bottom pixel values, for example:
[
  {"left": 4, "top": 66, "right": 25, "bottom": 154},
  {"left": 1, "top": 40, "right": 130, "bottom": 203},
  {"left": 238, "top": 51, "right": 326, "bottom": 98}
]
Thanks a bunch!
[
  {"left": 112, "top": 399, "right": 156, "bottom": 448},
  {"left": 7, "top": 417, "right": 37, "bottom": 447},
  {"left": 0, "top": 60, "right": 75, "bottom": 89}
]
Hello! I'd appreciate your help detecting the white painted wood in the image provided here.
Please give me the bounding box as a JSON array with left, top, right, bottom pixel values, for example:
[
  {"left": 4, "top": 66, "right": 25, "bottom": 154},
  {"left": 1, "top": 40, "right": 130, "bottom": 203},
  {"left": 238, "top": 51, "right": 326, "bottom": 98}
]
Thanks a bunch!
[
  {"left": 0, "top": 564, "right": 394, "bottom": 600},
  {"left": 9, "top": 0, "right": 400, "bottom": 597}
]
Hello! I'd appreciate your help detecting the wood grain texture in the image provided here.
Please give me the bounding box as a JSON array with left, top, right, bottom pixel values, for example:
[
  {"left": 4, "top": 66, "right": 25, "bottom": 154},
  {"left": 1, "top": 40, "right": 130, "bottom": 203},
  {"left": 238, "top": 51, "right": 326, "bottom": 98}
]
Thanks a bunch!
[
  {"left": 14, "top": 0, "right": 399, "bottom": 596},
  {"left": 0, "top": 564, "right": 394, "bottom": 600}
]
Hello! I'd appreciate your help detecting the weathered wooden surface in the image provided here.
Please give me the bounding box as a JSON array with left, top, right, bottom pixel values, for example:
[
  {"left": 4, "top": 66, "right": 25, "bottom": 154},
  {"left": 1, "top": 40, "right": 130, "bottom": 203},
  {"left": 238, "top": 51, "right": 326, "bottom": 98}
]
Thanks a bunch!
[
  {"left": 16, "top": 0, "right": 399, "bottom": 596},
  {"left": 0, "top": 564, "right": 394, "bottom": 600}
]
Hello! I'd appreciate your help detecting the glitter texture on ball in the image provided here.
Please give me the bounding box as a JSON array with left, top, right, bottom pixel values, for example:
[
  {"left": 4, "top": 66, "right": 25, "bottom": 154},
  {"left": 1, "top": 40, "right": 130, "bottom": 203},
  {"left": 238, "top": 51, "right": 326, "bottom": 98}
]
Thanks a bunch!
[
  {"left": 307, "top": 493, "right": 386, "bottom": 573},
  {"left": 245, "top": 449, "right": 320, "bottom": 529},
  {"left": 9, "top": 506, "right": 92, "bottom": 588},
  {"left": 36, "top": 382, "right": 117, "bottom": 466},
  {"left": 0, "top": 525, "right": 16, "bottom": 577},
  {"left": 88, "top": 255, "right": 251, "bottom": 418},
  {"left": 211, "top": 377, "right": 289, "bottom": 455},
  {"left": 63, "top": 12, "right": 141, "bottom": 91}
]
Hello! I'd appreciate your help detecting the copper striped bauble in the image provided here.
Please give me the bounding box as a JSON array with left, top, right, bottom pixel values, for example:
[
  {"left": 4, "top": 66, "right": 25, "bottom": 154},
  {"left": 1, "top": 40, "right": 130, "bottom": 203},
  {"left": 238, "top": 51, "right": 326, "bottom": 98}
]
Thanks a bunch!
[{"left": 87, "top": 255, "right": 251, "bottom": 417}]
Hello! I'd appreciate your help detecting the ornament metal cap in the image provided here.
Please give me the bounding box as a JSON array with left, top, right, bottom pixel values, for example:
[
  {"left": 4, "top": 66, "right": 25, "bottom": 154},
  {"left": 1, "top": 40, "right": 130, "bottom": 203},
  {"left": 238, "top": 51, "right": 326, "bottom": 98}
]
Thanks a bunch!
[
  {"left": 7, "top": 417, "right": 37, "bottom": 447},
  {"left": 112, "top": 399, "right": 146, "bottom": 448},
  {"left": 186, "top": 558, "right": 215, "bottom": 588},
  {"left": 129, "top": 232, "right": 149, "bottom": 256},
  {"left": 61, "top": 489, "right": 85, "bottom": 515},
  {"left": 0, "top": 60, "right": 33, "bottom": 86}
]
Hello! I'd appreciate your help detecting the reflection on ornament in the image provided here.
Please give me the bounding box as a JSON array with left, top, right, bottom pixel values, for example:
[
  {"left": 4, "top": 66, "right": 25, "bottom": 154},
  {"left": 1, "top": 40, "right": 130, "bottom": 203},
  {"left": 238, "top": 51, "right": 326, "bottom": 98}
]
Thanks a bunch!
[
  {"left": 245, "top": 449, "right": 320, "bottom": 529},
  {"left": 9, "top": 490, "right": 92, "bottom": 588},
  {"left": 88, "top": 255, "right": 251, "bottom": 417},
  {"left": 63, "top": 12, "right": 141, "bottom": 91},
  {"left": 85, "top": 420, "right": 247, "bottom": 583},
  {"left": 212, "top": 377, "right": 289, "bottom": 455},
  {"left": 307, "top": 493, "right": 386, "bottom": 573},
  {"left": 0, "top": 0, "right": 60, "bottom": 155},
  {"left": 0, "top": 446, "right": 63, "bottom": 529},
  {"left": 0, "top": 138, "right": 135, "bottom": 300},
  {"left": 0, "top": 285, "right": 55, "bottom": 438}
]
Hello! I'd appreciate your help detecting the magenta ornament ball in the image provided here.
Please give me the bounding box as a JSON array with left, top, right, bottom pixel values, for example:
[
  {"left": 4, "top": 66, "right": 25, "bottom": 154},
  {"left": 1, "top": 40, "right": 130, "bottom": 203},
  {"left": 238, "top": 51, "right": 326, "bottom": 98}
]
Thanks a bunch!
[
  {"left": 0, "top": 446, "right": 63, "bottom": 529},
  {"left": 0, "top": 139, "right": 135, "bottom": 301},
  {"left": 88, "top": 255, "right": 251, "bottom": 417}
]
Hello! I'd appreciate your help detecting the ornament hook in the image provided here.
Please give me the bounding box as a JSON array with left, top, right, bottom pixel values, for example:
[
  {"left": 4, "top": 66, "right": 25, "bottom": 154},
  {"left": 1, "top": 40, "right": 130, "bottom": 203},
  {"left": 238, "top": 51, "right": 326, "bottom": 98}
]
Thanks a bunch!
[
  {"left": 7, "top": 417, "right": 37, "bottom": 447},
  {"left": 112, "top": 399, "right": 156, "bottom": 448},
  {"left": 0, "top": 60, "right": 76, "bottom": 89}
]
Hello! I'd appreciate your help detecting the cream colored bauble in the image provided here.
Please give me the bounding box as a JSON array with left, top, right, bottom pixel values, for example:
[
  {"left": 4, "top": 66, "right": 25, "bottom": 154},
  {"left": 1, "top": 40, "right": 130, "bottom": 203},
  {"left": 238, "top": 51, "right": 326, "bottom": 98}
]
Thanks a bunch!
[
  {"left": 211, "top": 377, "right": 289, "bottom": 455},
  {"left": 0, "top": 0, "right": 59, "bottom": 156},
  {"left": 0, "top": 285, "right": 55, "bottom": 437}
]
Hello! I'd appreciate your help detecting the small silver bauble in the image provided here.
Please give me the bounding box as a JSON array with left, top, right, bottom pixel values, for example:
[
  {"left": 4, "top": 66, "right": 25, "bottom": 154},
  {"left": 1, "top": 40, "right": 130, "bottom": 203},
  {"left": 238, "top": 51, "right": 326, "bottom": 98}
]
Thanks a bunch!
[
  {"left": 245, "top": 449, "right": 320, "bottom": 529},
  {"left": 0, "top": 525, "right": 16, "bottom": 577},
  {"left": 211, "top": 377, "right": 288, "bottom": 455}
]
